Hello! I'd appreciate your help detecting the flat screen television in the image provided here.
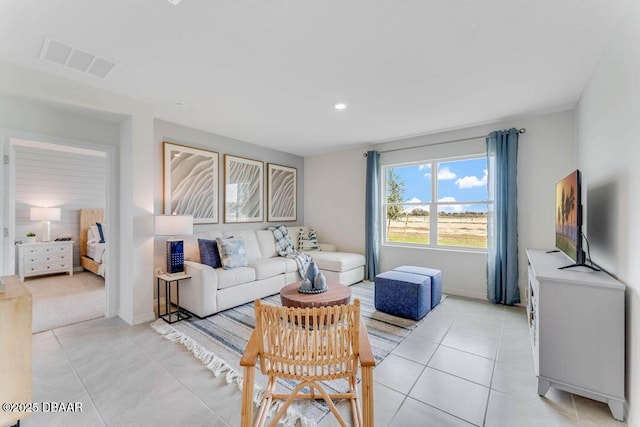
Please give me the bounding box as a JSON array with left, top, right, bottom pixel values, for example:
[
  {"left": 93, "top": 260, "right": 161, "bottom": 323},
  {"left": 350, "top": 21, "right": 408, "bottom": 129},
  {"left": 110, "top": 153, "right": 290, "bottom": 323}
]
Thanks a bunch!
[
  {"left": 555, "top": 169, "right": 583, "bottom": 266},
  {"left": 554, "top": 169, "right": 598, "bottom": 270}
]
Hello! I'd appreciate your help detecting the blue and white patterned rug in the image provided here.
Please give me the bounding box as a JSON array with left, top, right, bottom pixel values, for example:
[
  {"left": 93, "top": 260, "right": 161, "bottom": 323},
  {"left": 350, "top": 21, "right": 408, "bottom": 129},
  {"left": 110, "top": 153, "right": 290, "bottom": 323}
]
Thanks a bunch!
[{"left": 151, "top": 281, "right": 431, "bottom": 426}]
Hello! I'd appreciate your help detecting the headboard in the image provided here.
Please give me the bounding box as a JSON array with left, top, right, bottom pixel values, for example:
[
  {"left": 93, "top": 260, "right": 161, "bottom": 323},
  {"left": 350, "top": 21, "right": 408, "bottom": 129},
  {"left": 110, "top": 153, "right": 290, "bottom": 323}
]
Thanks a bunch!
[{"left": 79, "top": 208, "right": 104, "bottom": 257}]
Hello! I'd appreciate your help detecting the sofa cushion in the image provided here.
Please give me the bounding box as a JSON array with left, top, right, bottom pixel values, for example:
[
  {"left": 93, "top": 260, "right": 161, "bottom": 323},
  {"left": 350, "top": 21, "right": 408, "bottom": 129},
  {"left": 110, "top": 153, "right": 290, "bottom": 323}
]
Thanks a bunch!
[
  {"left": 285, "top": 226, "right": 307, "bottom": 251},
  {"left": 217, "top": 266, "right": 256, "bottom": 290},
  {"left": 198, "top": 238, "right": 221, "bottom": 269},
  {"left": 250, "top": 258, "right": 286, "bottom": 280},
  {"left": 256, "top": 230, "right": 277, "bottom": 259},
  {"left": 217, "top": 237, "right": 249, "bottom": 269},
  {"left": 223, "top": 230, "right": 262, "bottom": 261},
  {"left": 309, "top": 251, "right": 365, "bottom": 273}
]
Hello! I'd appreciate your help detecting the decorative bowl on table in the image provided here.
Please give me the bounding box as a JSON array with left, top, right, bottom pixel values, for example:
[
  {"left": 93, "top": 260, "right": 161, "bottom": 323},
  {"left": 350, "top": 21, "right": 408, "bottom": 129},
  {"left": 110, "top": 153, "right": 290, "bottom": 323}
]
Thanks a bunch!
[{"left": 298, "top": 278, "right": 328, "bottom": 294}]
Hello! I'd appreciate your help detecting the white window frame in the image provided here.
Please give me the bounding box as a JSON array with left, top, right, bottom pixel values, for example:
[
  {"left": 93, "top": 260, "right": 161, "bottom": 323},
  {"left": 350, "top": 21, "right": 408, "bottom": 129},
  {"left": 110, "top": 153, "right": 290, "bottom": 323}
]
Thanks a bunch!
[{"left": 382, "top": 154, "right": 491, "bottom": 251}]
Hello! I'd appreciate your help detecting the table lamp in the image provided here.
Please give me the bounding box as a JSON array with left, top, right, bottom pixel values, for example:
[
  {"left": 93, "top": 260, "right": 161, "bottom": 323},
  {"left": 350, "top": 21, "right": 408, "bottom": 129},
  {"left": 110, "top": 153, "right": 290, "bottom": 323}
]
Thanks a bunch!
[
  {"left": 155, "top": 215, "right": 193, "bottom": 275},
  {"left": 30, "top": 207, "right": 61, "bottom": 242}
]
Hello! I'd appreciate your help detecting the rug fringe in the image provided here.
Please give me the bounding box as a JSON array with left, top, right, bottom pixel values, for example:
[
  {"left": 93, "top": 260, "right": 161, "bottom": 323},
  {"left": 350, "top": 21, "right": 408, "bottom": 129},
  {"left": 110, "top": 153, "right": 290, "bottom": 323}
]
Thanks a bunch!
[{"left": 150, "top": 319, "right": 317, "bottom": 427}]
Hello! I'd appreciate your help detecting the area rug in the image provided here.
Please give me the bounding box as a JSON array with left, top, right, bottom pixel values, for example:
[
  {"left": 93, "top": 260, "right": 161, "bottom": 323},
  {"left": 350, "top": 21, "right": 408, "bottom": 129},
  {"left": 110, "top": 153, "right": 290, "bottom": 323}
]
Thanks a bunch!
[{"left": 151, "top": 281, "right": 433, "bottom": 426}]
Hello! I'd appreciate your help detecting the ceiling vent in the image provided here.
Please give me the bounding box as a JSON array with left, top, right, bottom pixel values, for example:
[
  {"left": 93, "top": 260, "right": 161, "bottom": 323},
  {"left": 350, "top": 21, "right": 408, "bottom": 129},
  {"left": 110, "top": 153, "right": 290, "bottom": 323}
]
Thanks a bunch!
[{"left": 40, "top": 37, "right": 116, "bottom": 79}]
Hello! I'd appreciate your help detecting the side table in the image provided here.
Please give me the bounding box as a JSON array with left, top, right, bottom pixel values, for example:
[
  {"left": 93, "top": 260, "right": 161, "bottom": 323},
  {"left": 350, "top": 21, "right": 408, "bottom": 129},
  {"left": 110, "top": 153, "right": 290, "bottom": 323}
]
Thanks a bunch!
[{"left": 156, "top": 273, "right": 192, "bottom": 324}]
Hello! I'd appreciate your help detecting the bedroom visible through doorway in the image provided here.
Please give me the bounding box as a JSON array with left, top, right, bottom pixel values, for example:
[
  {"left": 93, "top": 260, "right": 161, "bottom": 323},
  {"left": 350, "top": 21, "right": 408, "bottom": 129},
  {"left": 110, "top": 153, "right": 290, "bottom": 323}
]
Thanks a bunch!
[{"left": 5, "top": 137, "right": 108, "bottom": 332}]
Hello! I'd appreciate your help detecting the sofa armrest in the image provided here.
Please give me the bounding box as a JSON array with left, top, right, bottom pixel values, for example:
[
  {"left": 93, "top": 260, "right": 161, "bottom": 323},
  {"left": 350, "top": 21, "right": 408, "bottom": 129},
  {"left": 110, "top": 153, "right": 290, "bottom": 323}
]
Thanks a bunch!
[
  {"left": 180, "top": 261, "right": 220, "bottom": 317},
  {"left": 318, "top": 243, "right": 337, "bottom": 252}
]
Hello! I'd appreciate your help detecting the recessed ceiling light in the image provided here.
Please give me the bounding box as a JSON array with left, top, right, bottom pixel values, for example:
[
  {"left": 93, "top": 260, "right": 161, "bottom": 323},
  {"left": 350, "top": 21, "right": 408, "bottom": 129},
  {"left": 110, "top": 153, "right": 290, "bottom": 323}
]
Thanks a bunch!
[
  {"left": 166, "top": 0, "right": 182, "bottom": 5},
  {"left": 334, "top": 103, "right": 347, "bottom": 110}
]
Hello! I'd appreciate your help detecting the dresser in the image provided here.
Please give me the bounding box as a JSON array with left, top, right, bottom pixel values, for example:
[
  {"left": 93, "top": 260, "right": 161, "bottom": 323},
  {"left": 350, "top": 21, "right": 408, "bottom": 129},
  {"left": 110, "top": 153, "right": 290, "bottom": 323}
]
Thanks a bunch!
[
  {"left": 526, "top": 249, "right": 625, "bottom": 420},
  {"left": 0, "top": 276, "right": 32, "bottom": 426},
  {"left": 17, "top": 241, "right": 74, "bottom": 281}
]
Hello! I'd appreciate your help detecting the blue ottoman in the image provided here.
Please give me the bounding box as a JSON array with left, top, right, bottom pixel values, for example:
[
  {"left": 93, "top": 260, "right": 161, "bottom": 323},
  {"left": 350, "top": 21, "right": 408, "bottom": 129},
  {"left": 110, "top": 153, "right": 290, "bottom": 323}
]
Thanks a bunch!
[
  {"left": 393, "top": 265, "right": 442, "bottom": 309},
  {"left": 375, "top": 271, "right": 431, "bottom": 320}
]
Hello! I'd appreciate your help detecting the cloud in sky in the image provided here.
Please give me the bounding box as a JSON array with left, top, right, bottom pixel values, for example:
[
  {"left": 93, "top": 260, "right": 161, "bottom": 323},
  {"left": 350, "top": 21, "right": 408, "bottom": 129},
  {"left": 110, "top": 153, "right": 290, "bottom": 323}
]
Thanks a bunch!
[
  {"left": 418, "top": 164, "right": 431, "bottom": 178},
  {"left": 438, "top": 167, "right": 457, "bottom": 180},
  {"left": 438, "top": 196, "right": 466, "bottom": 213},
  {"left": 456, "top": 169, "right": 488, "bottom": 189},
  {"left": 403, "top": 197, "right": 428, "bottom": 212}
]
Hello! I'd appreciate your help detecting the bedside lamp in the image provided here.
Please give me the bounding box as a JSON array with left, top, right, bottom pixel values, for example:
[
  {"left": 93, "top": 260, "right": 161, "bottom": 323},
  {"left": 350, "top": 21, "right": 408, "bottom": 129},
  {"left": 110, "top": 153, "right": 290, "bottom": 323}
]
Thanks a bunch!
[
  {"left": 30, "top": 207, "right": 61, "bottom": 242},
  {"left": 155, "top": 215, "right": 193, "bottom": 275}
]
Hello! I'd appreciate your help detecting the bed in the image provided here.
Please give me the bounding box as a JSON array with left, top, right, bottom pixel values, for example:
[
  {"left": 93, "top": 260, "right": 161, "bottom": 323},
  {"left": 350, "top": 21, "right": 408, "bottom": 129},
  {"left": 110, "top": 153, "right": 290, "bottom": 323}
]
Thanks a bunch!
[{"left": 80, "top": 208, "right": 106, "bottom": 277}]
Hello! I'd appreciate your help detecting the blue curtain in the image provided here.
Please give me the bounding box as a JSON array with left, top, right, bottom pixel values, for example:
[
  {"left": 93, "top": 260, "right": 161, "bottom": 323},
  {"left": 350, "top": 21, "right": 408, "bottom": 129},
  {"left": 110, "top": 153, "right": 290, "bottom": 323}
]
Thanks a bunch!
[
  {"left": 365, "top": 151, "right": 380, "bottom": 280},
  {"left": 487, "top": 129, "right": 520, "bottom": 305}
]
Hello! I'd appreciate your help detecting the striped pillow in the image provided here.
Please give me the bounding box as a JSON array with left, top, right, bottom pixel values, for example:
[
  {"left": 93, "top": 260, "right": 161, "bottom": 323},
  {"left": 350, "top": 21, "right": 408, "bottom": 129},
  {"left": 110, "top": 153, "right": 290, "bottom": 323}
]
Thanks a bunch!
[{"left": 298, "top": 227, "right": 319, "bottom": 251}]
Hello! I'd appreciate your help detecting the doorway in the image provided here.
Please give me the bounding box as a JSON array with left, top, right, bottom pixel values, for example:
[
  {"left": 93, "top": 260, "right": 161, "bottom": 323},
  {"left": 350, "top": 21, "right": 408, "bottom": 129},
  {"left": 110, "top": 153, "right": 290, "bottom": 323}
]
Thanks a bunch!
[{"left": 3, "top": 137, "right": 110, "bottom": 332}]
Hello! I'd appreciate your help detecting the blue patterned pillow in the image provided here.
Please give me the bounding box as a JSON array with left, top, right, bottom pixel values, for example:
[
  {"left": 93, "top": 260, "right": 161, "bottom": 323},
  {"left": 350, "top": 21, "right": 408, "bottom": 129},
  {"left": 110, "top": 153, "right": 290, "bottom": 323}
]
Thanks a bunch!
[
  {"left": 216, "top": 237, "right": 248, "bottom": 269},
  {"left": 198, "top": 238, "right": 222, "bottom": 269}
]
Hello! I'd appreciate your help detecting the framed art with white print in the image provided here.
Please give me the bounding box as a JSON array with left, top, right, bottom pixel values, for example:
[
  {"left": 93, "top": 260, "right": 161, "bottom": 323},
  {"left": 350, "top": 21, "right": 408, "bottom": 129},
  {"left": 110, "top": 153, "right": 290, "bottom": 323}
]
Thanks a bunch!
[
  {"left": 224, "top": 154, "right": 264, "bottom": 223},
  {"left": 163, "top": 142, "right": 218, "bottom": 224},
  {"left": 267, "top": 163, "right": 297, "bottom": 222}
]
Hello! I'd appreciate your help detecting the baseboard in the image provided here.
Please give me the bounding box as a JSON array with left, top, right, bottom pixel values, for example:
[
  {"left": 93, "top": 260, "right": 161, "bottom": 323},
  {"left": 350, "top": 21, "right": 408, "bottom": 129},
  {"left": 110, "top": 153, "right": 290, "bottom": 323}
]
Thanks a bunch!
[
  {"left": 118, "top": 309, "right": 156, "bottom": 326},
  {"left": 443, "top": 287, "right": 487, "bottom": 301}
]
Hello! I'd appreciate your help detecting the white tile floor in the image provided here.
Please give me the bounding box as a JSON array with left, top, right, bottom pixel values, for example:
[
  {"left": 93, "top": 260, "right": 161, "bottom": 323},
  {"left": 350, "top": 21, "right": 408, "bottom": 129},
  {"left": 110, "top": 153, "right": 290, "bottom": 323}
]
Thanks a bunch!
[{"left": 22, "top": 295, "right": 626, "bottom": 426}]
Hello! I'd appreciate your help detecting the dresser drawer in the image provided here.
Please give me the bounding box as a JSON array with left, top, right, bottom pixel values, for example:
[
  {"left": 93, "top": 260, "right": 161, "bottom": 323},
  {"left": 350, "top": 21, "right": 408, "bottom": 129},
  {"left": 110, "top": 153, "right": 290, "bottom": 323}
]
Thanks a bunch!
[
  {"left": 24, "top": 252, "right": 70, "bottom": 266},
  {"left": 24, "top": 244, "right": 70, "bottom": 255},
  {"left": 24, "top": 260, "right": 72, "bottom": 276}
]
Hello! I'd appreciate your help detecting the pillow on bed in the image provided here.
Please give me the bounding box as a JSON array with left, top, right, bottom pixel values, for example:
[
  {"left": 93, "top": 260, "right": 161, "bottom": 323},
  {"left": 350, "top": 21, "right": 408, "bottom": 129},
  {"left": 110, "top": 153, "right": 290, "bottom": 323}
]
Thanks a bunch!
[
  {"left": 96, "top": 222, "right": 106, "bottom": 243},
  {"left": 198, "top": 238, "right": 222, "bottom": 269},
  {"left": 88, "top": 225, "right": 99, "bottom": 244},
  {"left": 216, "top": 237, "right": 248, "bottom": 269}
]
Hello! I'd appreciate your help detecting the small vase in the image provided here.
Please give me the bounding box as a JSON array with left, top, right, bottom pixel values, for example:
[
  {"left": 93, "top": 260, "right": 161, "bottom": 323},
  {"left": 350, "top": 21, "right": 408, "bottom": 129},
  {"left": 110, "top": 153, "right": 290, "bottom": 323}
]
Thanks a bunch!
[
  {"left": 305, "top": 260, "right": 319, "bottom": 285},
  {"left": 26, "top": 237, "right": 36, "bottom": 243}
]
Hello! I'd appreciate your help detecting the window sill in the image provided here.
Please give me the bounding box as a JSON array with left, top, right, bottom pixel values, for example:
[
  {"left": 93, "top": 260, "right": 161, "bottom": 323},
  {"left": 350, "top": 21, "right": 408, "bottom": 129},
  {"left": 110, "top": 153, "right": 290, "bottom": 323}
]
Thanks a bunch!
[{"left": 382, "top": 242, "right": 487, "bottom": 255}]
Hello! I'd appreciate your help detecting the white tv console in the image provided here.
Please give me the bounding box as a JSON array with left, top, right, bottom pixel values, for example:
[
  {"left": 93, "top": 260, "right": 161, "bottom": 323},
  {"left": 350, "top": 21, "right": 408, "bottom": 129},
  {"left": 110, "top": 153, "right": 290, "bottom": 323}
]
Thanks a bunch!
[{"left": 526, "top": 249, "right": 625, "bottom": 421}]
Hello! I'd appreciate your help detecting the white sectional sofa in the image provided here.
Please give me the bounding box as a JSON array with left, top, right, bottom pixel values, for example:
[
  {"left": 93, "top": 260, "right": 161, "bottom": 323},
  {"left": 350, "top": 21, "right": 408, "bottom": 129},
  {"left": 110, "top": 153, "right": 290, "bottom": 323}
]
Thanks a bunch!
[{"left": 177, "top": 227, "right": 365, "bottom": 318}]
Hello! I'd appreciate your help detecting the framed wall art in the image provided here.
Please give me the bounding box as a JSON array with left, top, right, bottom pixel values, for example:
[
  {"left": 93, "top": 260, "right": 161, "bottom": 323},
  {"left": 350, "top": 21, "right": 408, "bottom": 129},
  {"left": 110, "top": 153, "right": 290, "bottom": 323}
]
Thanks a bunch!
[
  {"left": 267, "top": 163, "right": 297, "bottom": 222},
  {"left": 224, "top": 154, "right": 264, "bottom": 223},
  {"left": 163, "top": 142, "right": 218, "bottom": 224}
]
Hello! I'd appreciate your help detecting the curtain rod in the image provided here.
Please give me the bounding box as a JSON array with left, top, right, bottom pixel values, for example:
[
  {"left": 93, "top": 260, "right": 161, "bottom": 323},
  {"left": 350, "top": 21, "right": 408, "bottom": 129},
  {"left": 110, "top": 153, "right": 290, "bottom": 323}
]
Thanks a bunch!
[{"left": 363, "top": 128, "right": 526, "bottom": 157}]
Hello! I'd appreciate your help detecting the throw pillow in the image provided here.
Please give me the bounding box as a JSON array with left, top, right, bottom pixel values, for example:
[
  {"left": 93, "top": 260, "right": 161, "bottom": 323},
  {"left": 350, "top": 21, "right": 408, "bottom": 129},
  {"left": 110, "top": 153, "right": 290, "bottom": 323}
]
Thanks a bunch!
[
  {"left": 216, "top": 237, "right": 248, "bottom": 269},
  {"left": 96, "top": 222, "right": 106, "bottom": 243},
  {"left": 298, "top": 227, "right": 319, "bottom": 251},
  {"left": 198, "top": 238, "right": 222, "bottom": 269},
  {"left": 268, "top": 225, "right": 295, "bottom": 256}
]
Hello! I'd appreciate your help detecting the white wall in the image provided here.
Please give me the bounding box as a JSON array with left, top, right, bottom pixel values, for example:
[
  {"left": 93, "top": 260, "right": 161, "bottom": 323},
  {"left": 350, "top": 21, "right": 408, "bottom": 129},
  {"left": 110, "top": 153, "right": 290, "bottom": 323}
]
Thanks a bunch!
[
  {"left": 0, "top": 60, "right": 155, "bottom": 324},
  {"left": 14, "top": 143, "right": 106, "bottom": 268},
  {"left": 576, "top": 0, "right": 639, "bottom": 422},
  {"left": 304, "top": 110, "right": 575, "bottom": 299},
  {"left": 304, "top": 146, "right": 367, "bottom": 253}
]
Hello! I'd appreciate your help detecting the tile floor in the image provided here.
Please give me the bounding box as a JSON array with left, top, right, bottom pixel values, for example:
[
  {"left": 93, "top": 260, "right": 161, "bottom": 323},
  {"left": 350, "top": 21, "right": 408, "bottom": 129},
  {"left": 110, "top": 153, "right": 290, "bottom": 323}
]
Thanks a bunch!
[{"left": 23, "top": 295, "right": 626, "bottom": 426}]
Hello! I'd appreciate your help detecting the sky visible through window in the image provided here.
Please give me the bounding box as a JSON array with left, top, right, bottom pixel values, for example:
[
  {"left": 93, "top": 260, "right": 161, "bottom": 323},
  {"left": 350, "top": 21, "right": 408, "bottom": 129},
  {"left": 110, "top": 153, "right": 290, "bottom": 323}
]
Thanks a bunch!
[{"left": 390, "top": 157, "right": 488, "bottom": 212}]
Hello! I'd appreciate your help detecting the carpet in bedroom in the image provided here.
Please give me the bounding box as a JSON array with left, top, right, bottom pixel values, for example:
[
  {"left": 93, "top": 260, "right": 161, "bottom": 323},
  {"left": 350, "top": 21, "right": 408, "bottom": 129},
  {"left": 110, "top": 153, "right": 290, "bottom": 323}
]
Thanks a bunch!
[
  {"left": 25, "top": 272, "right": 105, "bottom": 333},
  {"left": 152, "top": 281, "right": 443, "bottom": 426}
]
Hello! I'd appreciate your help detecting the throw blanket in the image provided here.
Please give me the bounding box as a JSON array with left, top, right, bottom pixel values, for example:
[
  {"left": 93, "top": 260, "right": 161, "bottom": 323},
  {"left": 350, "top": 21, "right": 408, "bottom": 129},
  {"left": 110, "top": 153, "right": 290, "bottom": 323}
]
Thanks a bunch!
[{"left": 269, "top": 225, "right": 311, "bottom": 279}]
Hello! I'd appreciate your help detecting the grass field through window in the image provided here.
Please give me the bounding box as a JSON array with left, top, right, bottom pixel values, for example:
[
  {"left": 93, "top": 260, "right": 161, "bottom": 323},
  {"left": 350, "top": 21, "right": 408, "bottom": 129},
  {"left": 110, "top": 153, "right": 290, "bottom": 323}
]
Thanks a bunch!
[{"left": 387, "top": 214, "right": 487, "bottom": 248}]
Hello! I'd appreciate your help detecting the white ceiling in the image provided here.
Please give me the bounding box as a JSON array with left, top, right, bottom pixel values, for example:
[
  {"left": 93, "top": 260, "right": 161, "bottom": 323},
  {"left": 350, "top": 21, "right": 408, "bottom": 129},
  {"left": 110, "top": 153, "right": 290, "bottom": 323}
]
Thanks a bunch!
[{"left": 0, "top": 0, "right": 629, "bottom": 156}]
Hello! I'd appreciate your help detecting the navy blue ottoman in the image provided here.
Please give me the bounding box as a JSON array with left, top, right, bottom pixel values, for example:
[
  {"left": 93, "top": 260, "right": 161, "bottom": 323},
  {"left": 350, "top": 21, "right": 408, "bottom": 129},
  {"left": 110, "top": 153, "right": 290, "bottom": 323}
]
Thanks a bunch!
[
  {"left": 374, "top": 271, "right": 431, "bottom": 320},
  {"left": 393, "top": 265, "right": 442, "bottom": 309}
]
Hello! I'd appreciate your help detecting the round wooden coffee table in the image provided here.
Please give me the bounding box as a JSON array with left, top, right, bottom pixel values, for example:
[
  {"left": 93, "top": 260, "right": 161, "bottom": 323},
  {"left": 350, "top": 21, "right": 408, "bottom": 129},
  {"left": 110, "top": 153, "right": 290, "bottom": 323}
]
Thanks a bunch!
[{"left": 280, "top": 281, "right": 352, "bottom": 309}]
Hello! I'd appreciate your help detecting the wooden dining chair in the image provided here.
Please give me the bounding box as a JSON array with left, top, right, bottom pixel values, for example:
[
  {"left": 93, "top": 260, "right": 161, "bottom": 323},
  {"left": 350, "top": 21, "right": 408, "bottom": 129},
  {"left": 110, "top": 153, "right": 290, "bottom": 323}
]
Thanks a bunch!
[{"left": 240, "top": 299, "right": 375, "bottom": 427}]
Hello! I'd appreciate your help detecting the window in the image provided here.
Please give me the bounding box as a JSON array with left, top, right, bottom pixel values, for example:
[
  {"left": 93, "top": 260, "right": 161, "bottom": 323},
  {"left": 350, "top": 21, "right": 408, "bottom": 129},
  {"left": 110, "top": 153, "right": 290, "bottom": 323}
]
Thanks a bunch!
[{"left": 383, "top": 156, "right": 489, "bottom": 249}]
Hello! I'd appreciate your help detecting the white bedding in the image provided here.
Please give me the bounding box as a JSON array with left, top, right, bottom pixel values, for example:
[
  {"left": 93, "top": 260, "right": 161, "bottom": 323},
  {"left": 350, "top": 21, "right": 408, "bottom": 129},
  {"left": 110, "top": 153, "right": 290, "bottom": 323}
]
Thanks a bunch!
[{"left": 87, "top": 242, "right": 106, "bottom": 263}]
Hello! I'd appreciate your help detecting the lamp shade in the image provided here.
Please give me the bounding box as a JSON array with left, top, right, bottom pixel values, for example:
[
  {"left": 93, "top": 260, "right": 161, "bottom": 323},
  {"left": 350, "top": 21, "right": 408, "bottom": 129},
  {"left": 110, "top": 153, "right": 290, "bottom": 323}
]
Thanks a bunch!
[
  {"left": 30, "top": 207, "right": 61, "bottom": 221},
  {"left": 155, "top": 215, "right": 193, "bottom": 236}
]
